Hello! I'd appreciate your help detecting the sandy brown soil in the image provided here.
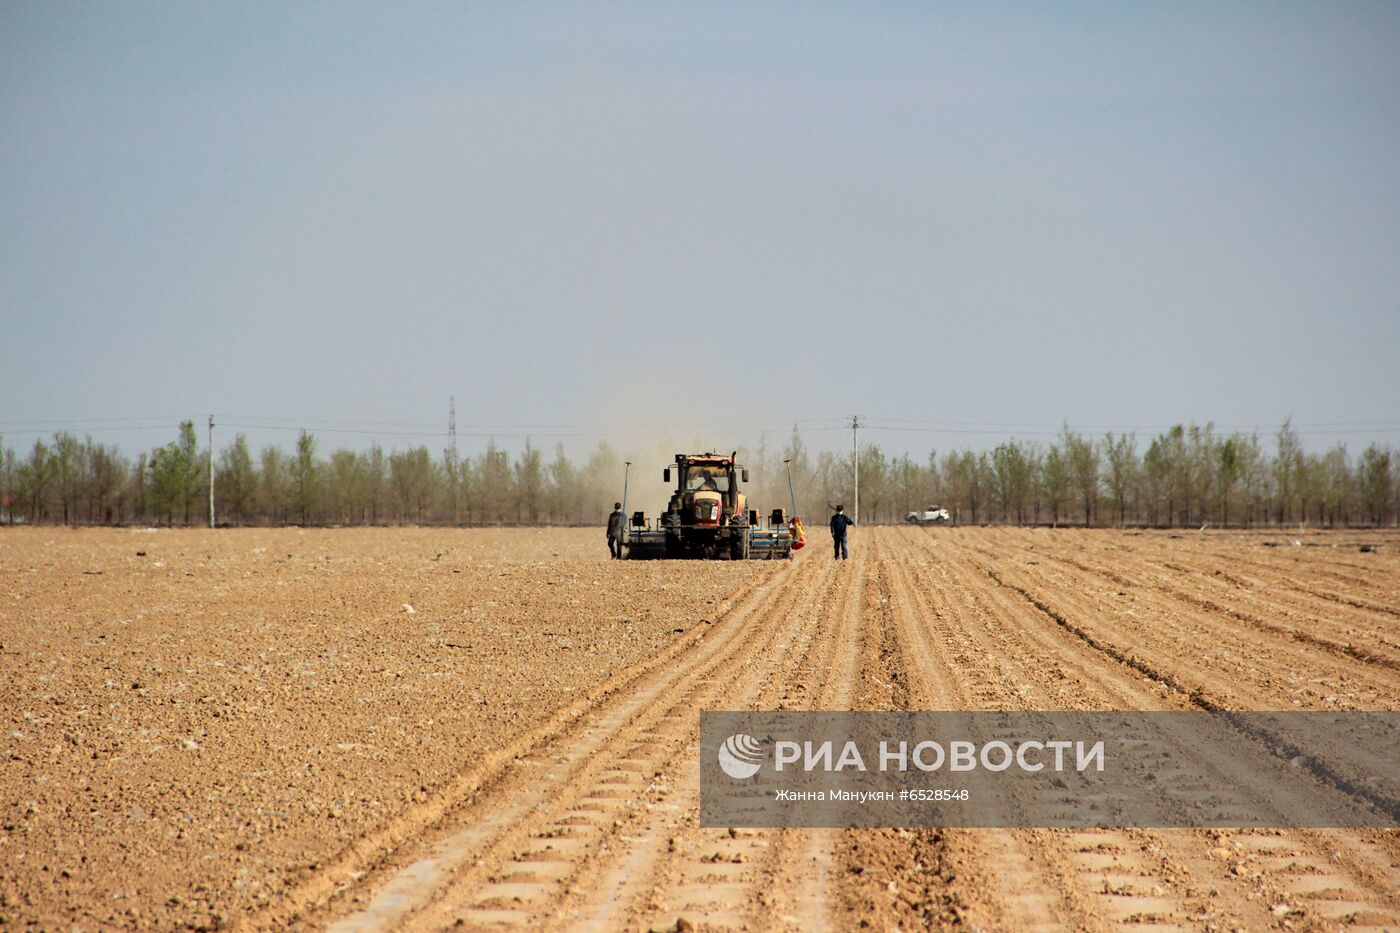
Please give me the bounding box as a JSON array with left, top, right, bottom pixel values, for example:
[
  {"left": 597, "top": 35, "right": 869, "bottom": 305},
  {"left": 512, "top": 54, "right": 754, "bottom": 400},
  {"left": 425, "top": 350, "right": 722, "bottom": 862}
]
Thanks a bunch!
[
  {"left": 2, "top": 526, "right": 1397, "bottom": 932},
  {"left": 0, "top": 528, "right": 775, "bottom": 931}
]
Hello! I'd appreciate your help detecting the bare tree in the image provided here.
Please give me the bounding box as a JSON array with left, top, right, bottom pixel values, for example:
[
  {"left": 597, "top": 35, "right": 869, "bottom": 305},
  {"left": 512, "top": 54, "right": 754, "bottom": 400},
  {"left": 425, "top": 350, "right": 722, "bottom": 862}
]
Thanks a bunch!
[
  {"left": 1102, "top": 432, "right": 1137, "bottom": 526},
  {"left": 216, "top": 435, "right": 257, "bottom": 525},
  {"left": 52, "top": 432, "right": 84, "bottom": 525},
  {"left": 148, "top": 422, "right": 199, "bottom": 525},
  {"left": 857, "top": 445, "right": 890, "bottom": 523},
  {"left": 958, "top": 450, "right": 990, "bottom": 524},
  {"left": 1041, "top": 443, "right": 1071, "bottom": 527},
  {"left": 1319, "top": 445, "right": 1351, "bottom": 526},
  {"left": 130, "top": 452, "right": 148, "bottom": 523},
  {"left": 1141, "top": 437, "right": 1169, "bottom": 526},
  {"left": 1063, "top": 427, "right": 1100, "bottom": 527},
  {"left": 0, "top": 440, "right": 15, "bottom": 524},
  {"left": 259, "top": 446, "right": 290, "bottom": 524},
  {"left": 326, "top": 450, "right": 364, "bottom": 524},
  {"left": 366, "top": 444, "right": 387, "bottom": 524},
  {"left": 291, "top": 430, "right": 319, "bottom": 524},
  {"left": 1274, "top": 419, "right": 1303, "bottom": 524},
  {"left": 514, "top": 439, "right": 544, "bottom": 523},
  {"left": 21, "top": 440, "right": 54, "bottom": 523},
  {"left": 1216, "top": 435, "right": 1243, "bottom": 526},
  {"left": 1359, "top": 445, "right": 1392, "bottom": 526},
  {"left": 477, "top": 442, "right": 513, "bottom": 524},
  {"left": 1237, "top": 434, "right": 1268, "bottom": 526},
  {"left": 87, "top": 441, "right": 127, "bottom": 524},
  {"left": 992, "top": 441, "right": 1033, "bottom": 524},
  {"left": 546, "top": 443, "right": 578, "bottom": 523},
  {"left": 390, "top": 447, "right": 436, "bottom": 523}
]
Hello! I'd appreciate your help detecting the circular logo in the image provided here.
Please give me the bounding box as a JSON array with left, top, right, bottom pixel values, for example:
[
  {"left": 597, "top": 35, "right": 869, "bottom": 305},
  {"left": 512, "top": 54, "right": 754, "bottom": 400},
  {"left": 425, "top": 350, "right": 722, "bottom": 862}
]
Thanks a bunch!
[{"left": 717, "top": 733, "right": 764, "bottom": 779}]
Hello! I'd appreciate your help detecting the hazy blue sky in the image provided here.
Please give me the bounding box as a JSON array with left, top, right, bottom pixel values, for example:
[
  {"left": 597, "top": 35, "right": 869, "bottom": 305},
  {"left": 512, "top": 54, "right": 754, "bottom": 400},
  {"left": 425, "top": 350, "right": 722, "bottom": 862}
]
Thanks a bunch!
[{"left": 3, "top": 2, "right": 1398, "bottom": 459}]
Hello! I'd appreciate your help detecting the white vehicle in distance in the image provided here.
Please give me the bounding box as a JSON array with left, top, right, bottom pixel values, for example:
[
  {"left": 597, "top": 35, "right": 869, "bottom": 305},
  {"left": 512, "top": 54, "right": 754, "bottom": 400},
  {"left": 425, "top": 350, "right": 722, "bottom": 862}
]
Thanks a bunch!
[{"left": 905, "top": 505, "right": 951, "bottom": 525}]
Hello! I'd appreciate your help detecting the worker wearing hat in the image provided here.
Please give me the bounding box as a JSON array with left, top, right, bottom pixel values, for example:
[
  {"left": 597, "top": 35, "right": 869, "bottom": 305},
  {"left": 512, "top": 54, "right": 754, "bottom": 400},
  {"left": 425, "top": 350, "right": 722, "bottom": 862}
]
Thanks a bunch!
[
  {"left": 607, "top": 502, "right": 626, "bottom": 559},
  {"left": 830, "top": 504, "right": 855, "bottom": 560}
]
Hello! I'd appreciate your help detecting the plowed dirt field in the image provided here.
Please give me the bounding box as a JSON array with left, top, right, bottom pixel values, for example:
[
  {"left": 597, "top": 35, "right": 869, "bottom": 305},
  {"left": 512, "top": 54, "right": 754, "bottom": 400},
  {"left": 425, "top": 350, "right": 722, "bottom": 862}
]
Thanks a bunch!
[{"left": 3, "top": 526, "right": 1397, "bottom": 932}]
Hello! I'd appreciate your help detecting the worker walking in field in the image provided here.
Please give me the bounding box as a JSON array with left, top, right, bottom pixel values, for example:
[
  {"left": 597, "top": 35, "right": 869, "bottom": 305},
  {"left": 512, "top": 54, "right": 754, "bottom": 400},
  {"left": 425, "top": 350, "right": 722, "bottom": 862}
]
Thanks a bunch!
[
  {"left": 607, "top": 502, "right": 626, "bottom": 559},
  {"left": 830, "top": 504, "right": 855, "bottom": 560}
]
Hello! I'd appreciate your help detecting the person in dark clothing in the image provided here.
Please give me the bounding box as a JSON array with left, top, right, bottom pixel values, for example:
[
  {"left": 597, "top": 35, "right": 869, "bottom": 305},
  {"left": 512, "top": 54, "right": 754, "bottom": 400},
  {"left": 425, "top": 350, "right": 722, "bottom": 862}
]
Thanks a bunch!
[
  {"left": 830, "top": 505, "right": 855, "bottom": 559},
  {"left": 607, "top": 502, "right": 626, "bottom": 559}
]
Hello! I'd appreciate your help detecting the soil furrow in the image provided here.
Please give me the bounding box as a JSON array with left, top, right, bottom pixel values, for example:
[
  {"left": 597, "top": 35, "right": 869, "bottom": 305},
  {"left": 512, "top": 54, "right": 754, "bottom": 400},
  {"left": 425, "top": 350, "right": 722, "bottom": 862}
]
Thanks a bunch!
[{"left": 8, "top": 526, "right": 1398, "bottom": 932}]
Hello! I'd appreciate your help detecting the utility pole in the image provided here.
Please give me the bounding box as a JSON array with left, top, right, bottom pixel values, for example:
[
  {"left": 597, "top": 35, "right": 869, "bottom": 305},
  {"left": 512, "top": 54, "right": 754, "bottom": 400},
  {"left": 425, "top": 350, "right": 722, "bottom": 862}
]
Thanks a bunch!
[
  {"left": 447, "top": 397, "right": 459, "bottom": 524},
  {"left": 207, "top": 415, "right": 215, "bottom": 529},
  {"left": 851, "top": 414, "right": 862, "bottom": 524}
]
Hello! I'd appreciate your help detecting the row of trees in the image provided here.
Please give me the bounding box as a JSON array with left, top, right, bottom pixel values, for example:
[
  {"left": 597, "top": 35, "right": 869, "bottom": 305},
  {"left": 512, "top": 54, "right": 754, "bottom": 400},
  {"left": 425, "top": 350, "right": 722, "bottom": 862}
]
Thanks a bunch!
[
  {"left": 2, "top": 421, "right": 1397, "bottom": 527},
  {"left": 746, "top": 422, "right": 1397, "bottom": 529},
  {"left": 0, "top": 425, "right": 626, "bottom": 527}
]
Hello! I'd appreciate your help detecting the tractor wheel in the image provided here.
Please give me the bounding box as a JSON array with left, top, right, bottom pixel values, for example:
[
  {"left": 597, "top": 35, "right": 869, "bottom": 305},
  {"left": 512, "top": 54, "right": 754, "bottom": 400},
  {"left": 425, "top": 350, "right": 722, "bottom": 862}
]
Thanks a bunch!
[{"left": 731, "top": 531, "right": 750, "bottom": 561}]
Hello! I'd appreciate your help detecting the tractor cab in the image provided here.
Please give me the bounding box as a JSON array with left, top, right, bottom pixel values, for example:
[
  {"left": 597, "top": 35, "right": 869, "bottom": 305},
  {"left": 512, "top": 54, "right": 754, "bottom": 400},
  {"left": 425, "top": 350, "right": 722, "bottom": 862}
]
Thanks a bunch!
[{"left": 665, "top": 454, "right": 746, "bottom": 528}]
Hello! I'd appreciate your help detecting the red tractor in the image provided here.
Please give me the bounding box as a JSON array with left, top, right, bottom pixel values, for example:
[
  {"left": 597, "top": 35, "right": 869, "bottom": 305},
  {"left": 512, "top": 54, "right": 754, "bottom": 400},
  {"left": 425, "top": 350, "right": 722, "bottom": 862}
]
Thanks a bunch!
[{"left": 626, "top": 452, "right": 795, "bottom": 560}]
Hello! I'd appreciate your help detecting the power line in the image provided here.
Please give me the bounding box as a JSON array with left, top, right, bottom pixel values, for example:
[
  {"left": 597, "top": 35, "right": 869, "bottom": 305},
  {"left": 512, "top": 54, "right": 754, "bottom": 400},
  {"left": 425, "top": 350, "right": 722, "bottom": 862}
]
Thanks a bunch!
[
  {"left": 0, "top": 415, "right": 190, "bottom": 427},
  {"left": 216, "top": 414, "right": 443, "bottom": 428},
  {"left": 205, "top": 414, "right": 850, "bottom": 431},
  {"left": 219, "top": 422, "right": 448, "bottom": 438},
  {"left": 861, "top": 422, "right": 1400, "bottom": 438},
  {"left": 214, "top": 421, "right": 854, "bottom": 440},
  {"left": 865, "top": 415, "right": 1400, "bottom": 431},
  {"left": 0, "top": 425, "right": 203, "bottom": 439},
  {"left": 0, "top": 417, "right": 195, "bottom": 430}
]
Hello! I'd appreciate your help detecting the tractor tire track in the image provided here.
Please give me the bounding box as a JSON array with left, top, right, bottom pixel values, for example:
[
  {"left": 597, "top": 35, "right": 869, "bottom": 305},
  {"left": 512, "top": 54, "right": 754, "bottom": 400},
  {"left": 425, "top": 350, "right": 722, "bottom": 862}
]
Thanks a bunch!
[
  {"left": 935, "top": 528, "right": 1400, "bottom": 930},
  {"left": 882, "top": 527, "right": 1272, "bottom": 932},
  {"left": 253, "top": 526, "right": 1399, "bottom": 933},
  {"left": 235, "top": 567, "right": 783, "bottom": 931},
  {"left": 314, "top": 551, "right": 876, "bottom": 932}
]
